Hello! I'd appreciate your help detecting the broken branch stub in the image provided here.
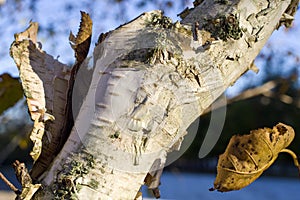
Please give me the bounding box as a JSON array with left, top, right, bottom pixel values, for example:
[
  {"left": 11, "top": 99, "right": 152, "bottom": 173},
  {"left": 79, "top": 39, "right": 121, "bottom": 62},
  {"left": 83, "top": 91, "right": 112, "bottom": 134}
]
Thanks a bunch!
[{"left": 13, "top": 160, "right": 41, "bottom": 200}]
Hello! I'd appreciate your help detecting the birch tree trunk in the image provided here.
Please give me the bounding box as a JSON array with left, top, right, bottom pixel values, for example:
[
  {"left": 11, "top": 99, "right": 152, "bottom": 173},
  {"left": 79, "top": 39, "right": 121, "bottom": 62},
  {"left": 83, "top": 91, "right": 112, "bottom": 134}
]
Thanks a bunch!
[{"left": 9, "top": 0, "right": 299, "bottom": 199}]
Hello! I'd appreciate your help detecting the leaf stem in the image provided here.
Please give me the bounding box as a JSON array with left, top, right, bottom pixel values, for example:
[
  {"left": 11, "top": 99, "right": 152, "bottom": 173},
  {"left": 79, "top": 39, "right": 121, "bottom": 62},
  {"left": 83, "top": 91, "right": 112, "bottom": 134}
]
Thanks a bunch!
[{"left": 280, "top": 148, "right": 300, "bottom": 176}]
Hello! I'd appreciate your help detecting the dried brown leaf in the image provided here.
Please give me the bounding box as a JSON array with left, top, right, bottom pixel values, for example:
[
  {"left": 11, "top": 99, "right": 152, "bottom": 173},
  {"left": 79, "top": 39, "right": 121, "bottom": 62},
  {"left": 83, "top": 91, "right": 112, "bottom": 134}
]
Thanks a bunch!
[
  {"left": 14, "top": 22, "right": 38, "bottom": 43},
  {"left": 211, "top": 123, "right": 296, "bottom": 192},
  {"left": 69, "top": 11, "right": 92, "bottom": 64}
]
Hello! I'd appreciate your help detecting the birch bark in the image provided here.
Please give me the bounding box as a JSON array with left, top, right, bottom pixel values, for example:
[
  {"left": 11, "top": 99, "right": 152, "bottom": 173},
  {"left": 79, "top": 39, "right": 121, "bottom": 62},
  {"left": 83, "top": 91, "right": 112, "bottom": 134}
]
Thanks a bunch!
[{"left": 10, "top": 0, "right": 299, "bottom": 199}]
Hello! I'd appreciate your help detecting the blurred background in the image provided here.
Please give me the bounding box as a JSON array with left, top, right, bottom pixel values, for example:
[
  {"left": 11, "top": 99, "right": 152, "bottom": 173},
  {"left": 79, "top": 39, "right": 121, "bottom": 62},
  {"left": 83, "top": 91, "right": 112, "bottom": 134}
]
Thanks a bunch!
[{"left": 0, "top": 0, "right": 300, "bottom": 199}]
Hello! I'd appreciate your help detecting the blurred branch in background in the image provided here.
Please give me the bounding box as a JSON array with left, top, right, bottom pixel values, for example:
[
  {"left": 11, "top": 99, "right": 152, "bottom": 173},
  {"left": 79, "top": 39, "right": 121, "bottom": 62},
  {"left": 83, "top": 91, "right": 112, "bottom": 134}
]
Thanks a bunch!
[
  {"left": 203, "top": 80, "right": 277, "bottom": 115},
  {"left": 0, "top": 73, "right": 32, "bottom": 165},
  {"left": 0, "top": 126, "right": 31, "bottom": 165},
  {"left": 0, "top": 172, "right": 20, "bottom": 194},
  {"left": 203, "top": 73, "right": 299, "bottom": 115},
  {"left": 0, "top": 74, "right": 23, "bottom": 115},
  {"left": 0, "top": 99, "right": 32, "bottom": 165}
]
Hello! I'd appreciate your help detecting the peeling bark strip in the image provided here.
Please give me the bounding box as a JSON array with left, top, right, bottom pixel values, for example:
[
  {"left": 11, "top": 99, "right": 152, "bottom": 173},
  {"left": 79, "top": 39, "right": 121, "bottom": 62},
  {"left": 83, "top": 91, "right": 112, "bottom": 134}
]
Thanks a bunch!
[
  {"left": 10, "top": 22, "right": 55, "bottom": 162},
  {"left": 10, "top": 12, "right": 92, "bottom": 181},
  {"left": 10, "top": 22, "right": 71, "bottom": 181},
  {"left": 9, "top": 0, "right": 299, "bottom": 199}
]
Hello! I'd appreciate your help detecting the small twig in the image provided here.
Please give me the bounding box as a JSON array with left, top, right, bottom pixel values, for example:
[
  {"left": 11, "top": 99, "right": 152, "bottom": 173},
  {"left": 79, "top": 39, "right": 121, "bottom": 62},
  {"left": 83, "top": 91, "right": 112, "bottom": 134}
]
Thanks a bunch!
[
  {"left": 0, "top": 171, "right": 21, "bottom": 194},
  {"left": 229, "top": 81, "right": 277, "bottom": 103}
]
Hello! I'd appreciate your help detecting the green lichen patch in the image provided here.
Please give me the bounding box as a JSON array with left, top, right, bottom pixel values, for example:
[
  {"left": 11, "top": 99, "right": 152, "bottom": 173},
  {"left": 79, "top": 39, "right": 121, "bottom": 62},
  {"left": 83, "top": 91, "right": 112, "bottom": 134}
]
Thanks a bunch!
[
  {"left": 123, "top": 48, "right": 156, "bottom": 63},
  {"left": 146, "top": 12, "right": 192, "bottom": 36},
  {"left": 120, "top": 30, "right": 187, "bottom": 67},
  {"left": 146, "top": 13, "right": 173, "bottom": 29},
  {"left": 117, "top": 13, "right": 194, "bottom": 68},
  {"left": 52, "top": 150, "right": 96, "bottom": 199},
  {"left": 109, "top": 131, "right": 120, "bottom": 139},
  {"left": 88, "top": 179, "right": 99, "bottom": 190},
  {"left": 53, "top": 176, "right": 78, "bottom": 200},
  {"left": 201, "top": 14, "right": 243, "bottom": 41}
]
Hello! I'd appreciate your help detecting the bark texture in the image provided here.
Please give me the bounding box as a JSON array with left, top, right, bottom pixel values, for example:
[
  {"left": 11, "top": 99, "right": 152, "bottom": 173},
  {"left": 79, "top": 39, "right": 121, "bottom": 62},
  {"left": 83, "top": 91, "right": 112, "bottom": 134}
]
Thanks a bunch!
[{"left": 9, "top": 0, "right": 298, "bottom": 199}]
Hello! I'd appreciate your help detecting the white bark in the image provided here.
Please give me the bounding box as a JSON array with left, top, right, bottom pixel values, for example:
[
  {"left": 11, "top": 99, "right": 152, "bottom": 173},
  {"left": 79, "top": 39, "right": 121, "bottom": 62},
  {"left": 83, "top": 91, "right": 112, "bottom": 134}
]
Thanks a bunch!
[{"left": 10, "top": 0, "right": 298, "bottom": 199}]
